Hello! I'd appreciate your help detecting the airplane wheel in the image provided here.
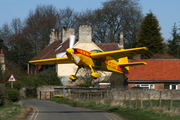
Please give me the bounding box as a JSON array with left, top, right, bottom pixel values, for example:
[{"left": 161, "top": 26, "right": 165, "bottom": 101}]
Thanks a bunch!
[
  {"left": 91, "top": 73, "right": 101, "bottom": 79},
  {"left": 72, "top": 79, "right": 76, "bottom": 82},
  {"left": 69, "top": 75, "right": 78, "bottom": 82}
]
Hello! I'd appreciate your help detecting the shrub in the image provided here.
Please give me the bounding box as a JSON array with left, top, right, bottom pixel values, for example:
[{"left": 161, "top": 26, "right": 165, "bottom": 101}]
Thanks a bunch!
[
  {"left": 53, "top": 94, "right": 64, "bottom": 98},
  {"left": 5, "top": 81, "right": 24, "bottom": 90},
  {"left": 78, "top": 83, "right": 92, "bottom": 88},
  {"left": 25, "top": 87, "right": 37, "bottom": 98},
  {"left": 6, "top": 88, "right": 20, "bottom": 102},
  {"left": 37, "top": 68, "right": 61, "bottom": 85},
  {"left": 0, "top": 84, "right": 6, "bottom": 106}
]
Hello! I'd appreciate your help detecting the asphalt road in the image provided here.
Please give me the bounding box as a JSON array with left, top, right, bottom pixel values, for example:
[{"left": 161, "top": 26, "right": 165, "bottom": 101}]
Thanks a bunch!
[{"left": 20, "top": 100, "right": 123, "bottom": 120}]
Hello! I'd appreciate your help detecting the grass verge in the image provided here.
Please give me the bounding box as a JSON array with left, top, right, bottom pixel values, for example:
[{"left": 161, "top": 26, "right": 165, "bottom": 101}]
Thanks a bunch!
[
  {"left": 48, "top": 98, "right": 180, "bottom": 120},
  {"left": 0, "top": 102, "right": 30, "bottom": 120}
]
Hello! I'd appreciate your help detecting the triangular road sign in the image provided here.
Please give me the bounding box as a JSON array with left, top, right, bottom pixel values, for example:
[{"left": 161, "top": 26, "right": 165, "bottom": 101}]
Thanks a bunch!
[{"left": 8, "top": 74, "right": 16, "bottom": 82}]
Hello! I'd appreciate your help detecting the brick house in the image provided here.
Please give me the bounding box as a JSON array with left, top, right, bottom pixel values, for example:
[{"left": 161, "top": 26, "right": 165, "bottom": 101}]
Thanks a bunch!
[
  {"left": 28, "top": 25, "right": 123, "bottom": 86},
  {"left": 127, "top": 55, "right": 180, "bottom": 90}
]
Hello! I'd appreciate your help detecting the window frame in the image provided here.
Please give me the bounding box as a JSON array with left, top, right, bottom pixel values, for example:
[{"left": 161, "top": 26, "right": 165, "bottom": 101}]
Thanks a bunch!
[{"left": 136, "top": 84, "right": 154, "bottom": 89}]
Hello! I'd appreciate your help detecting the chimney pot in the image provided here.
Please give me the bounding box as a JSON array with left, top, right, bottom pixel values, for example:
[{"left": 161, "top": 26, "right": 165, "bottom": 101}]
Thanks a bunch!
[
  {"left": 1, "top": 49, "right": 3, "bottom": 54},
  {"left": 119, "top": 31, "right": 124, "bottom": 48}
]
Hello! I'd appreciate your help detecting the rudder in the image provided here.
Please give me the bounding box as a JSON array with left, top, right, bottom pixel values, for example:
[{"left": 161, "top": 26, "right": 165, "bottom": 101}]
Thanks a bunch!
[{"left": 118, "top": 57, "right": 129, "bottom": 71}]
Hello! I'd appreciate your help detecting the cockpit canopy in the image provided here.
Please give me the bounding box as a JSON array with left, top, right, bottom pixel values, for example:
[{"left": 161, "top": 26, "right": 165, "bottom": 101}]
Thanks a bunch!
[{"left": 90, "top": 49, "right": 103, "bottom": 53}]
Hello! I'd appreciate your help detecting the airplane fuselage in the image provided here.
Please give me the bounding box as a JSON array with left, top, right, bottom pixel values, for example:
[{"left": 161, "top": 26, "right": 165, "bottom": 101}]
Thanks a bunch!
[{"left": 71, "top": 48, "right": 124, "bottom": 74}]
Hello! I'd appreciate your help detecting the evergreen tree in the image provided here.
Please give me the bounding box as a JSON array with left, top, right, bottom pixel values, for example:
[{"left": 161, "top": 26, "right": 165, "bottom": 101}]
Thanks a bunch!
[
  {"left": 137, "top": 12, "right": 165, "bottom": 59},
  {"left": 167, "top": 23, "right": 180, "bottom": 58}
]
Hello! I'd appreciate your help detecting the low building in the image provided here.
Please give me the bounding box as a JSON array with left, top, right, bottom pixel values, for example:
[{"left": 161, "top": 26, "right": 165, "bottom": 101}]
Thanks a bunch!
[
  {"left": 94, "top": 83, "right": 110, "bottom": 88},
  {"left": 127, "top": 55, "right": 180, "bottom": 90}
]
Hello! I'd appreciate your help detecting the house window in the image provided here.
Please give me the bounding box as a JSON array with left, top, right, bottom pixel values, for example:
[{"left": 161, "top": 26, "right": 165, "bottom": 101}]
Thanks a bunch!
[
  {"left": 164, "top": 84, "right": 178, "bottom": 90},
  {"left": 136, "top": 84, "right": 154, "bottom": 89},
  {"left": 170, "top": 84, "right": 178, "bottom": 90}
]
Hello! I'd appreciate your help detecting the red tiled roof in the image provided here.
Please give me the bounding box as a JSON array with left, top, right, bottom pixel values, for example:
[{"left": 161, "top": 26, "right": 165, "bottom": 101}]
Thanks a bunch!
[
  {"left": 127, "top": 59, "right": 180, "bottom": 81},
  {"left": 96, "top": 43, "right": 122, "bottom": 51},
  {"left": 31, "top": 40, "right": 61, "bottom": 60}
]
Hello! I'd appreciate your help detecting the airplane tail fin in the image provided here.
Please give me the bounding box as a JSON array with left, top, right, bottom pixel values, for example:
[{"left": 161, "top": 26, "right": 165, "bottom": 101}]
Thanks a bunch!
[{"left": 118, "top": 57, "right": 129, "bottom": 71}]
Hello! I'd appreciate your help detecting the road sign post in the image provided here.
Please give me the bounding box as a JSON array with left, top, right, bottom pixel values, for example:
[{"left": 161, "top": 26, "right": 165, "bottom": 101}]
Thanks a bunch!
[
  {"left": 61, "top": 77, "right": 66, "bottom": 97},
  {"left": 8, "top": 74, "right": 16, "bottom": 88},
  {"left": 11, "top": 82, "right": 13, "bottom": 88}
]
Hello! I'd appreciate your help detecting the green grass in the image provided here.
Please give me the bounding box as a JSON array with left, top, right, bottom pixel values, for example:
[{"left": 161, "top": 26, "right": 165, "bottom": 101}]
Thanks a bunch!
[
  {"left": 48, "top": 98, "right": 180, "bottom": 120},
  {"left": 121, "top": 99, "right": 180, "bottom": 110},
  {"left": 0, "top": 102, "right": 28, "bottom": 120}
]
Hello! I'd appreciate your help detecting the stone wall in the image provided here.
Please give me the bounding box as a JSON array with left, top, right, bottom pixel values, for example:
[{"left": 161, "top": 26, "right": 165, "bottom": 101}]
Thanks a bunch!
[
  {"left": 37, "top": 85, "right": 54, "bottom": 99},
  {"left": 20, "top": 85, "right": 180, "bottom": 100},
  {"left": 111, "top": 89, "right": 180, "bottom": 100}
]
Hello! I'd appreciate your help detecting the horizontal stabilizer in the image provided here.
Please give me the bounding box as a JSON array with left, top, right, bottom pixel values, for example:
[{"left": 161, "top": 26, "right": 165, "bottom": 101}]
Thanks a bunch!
[{"left": 118, "top": 62, "right": 147, "bottom": 67}]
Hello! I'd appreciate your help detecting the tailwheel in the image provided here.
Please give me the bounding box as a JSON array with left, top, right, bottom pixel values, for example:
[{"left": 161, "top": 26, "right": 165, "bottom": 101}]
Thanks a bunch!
[
  {"left": 91, "top": 72, "right": 101, "bottom": 79},
  {"left": 69, "top": 75, "right": 78, "bottom": 82}
]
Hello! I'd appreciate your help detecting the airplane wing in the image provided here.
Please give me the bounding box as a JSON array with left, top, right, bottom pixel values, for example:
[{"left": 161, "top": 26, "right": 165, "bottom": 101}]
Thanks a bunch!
[
  {"left": 90, "top": 47, "right": 148, "bottom": 61},
  {"left": 29, "top": 56, "right": 73, "bottom": 65}
]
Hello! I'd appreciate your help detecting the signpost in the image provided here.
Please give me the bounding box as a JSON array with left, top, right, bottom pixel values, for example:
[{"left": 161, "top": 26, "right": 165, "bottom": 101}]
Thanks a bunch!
[
  {"left": 8, "top": 74, "right": 16, "bottom": 88},
  {"left": 61, "top": 77, "right": 66, "bottom": 97}
]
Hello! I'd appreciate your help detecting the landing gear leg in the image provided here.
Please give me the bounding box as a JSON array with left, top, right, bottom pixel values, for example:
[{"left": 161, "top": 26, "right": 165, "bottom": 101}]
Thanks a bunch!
[
  {"left": 69, "top": 66, "right": 80, "bottom": 82},
  {"left": 89, "top": 65, "right": 101, "bottom": 79}
]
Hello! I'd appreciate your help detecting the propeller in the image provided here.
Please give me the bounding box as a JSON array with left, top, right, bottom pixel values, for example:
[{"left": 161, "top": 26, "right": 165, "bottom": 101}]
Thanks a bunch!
[
  {"left": 69, "top": 34, "right": 76, "bottom": 48},
  {"left": 66, "top": 33, "right": 81, "bottom": 65},
  {"left": 55, "top": 33, "right": 76, "bottom": 59}
]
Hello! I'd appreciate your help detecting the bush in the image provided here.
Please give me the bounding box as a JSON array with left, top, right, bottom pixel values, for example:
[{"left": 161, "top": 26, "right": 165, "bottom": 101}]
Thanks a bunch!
[
  {"left": 6, "top": 88, "right": 20, "bottom": 102},
  {"left": 25, "top": 87, "right": 37, "bottom": 98},
  {"left": 53, "top": 94, "right": 64, "bottom": 98},
  {"left": 78, "top": 83, "right": 92, "bottom": 88},
  {"left": 37, "top": 68, "right": 61, "bottom": 85},
  {"left": 5, "top": 81, "right": 24, "bottom": 90},
  {"left": 21, "top": 68, "right": 62, "bottom": 88},
  {"left": 0, "top": 84, "right": 6, "bottom": 106}
]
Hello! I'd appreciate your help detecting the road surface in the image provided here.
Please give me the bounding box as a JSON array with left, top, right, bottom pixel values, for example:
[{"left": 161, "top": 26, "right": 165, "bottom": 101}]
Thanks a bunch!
[{"left": 21, "top": 100, "right": 123, "bottom": 120}]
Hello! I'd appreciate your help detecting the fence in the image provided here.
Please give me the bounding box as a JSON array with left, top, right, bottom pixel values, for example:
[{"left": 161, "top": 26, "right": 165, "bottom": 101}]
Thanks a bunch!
[
  {"left": 38, "top": 87, "right": 180, "bottom": 111},
  {"left": 37, "top": 86, "right": 180, "bottom": 110}
]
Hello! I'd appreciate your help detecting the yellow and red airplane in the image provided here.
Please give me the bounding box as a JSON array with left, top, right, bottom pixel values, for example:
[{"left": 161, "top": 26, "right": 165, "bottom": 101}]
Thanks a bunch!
[{"left": 29, "top": 34, "right": 148, "bottom": 82}]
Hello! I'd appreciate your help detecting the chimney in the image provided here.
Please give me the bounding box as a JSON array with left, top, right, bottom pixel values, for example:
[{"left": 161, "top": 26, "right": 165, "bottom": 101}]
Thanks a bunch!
[
  {"left": 0, "top": 49, "right": 5, "bottom": 74},
  {"left": 62, "top": 27, "right": 75, "bottom": 42},
  {"left": 79, "top": 25, "right": 92, "bottom": 43},
  {"left": 119, "top": 31, "right": 124, "bottom": 48},
  {"left": 1, "top": 49, "right": 3, "bottom": 54},
  {"left": 49, "top": 29, "right": 61, "bottom": 44}
]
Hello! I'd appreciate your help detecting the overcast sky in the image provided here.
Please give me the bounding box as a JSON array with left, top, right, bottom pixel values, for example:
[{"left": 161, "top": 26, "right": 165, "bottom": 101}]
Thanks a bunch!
[{"left": 0, "top": 0, "right": 180, "bottom": 41}]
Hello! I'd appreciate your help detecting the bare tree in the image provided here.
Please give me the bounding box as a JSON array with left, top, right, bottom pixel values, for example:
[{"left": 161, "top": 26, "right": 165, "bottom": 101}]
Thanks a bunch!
[
  {"left": 109, "top": 72, "right": 127, "bottom": 88},
  {"left": 7, "top": 33, "right": 33, "bottom": 69},
  {"left": 24, "top": 4, "right": 58, "bottom": 54},
  {"left": 79, "top": 0, "right": 143, "bottom": 48},
  {"left": 0, "top": 23, "right": 12, "bottom": 48},
  {"left": 58, "top": 7, "right": 80, "bottom": 32},
  {"left": 11, "top": 18, "right": 23, "bottom": 34}
]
